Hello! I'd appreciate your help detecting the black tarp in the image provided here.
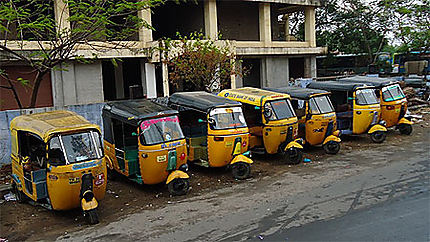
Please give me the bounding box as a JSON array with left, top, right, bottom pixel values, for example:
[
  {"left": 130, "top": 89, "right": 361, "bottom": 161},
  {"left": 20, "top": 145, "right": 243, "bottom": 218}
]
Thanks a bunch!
[
  {"left": 265, "top": 86, "right": 330, "bottom": 100},
  {"left": 307, "top": 81, "right": 373, "bottom": 92},
  {"left": 103, "top": 99, "right": 178, "bottom": 126},
  {"left": 338, "top": 76, "right": 397, "bottom": 88},
  {"left": 168, "top": 91, "right": 241, "bottom": 113}
]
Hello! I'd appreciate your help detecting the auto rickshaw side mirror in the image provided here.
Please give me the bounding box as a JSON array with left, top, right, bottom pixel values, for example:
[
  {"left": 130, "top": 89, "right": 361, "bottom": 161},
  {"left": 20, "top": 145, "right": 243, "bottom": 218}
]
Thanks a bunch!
[
  {"left": 254, "top": 106, "right": 261, "bottom": 110},
  {"left": 198, "top": 119, "right": 206, "bottom": 123},
  {"left": 347, "top": 97, "right": 354, "bottom": 101},
  {"left": 131, "top": 132, "right": 138, "bottom": 136}
]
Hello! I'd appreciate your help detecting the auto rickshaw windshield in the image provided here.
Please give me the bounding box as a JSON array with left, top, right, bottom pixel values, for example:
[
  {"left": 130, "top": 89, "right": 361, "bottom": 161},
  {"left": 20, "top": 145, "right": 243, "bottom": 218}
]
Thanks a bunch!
[
  {"left": 49, "top": 131, "right": 103, "bottom": 165},
  {"left": 209, "top": 107, "right": 247, "bottom": 129},
  {"left": 265, "top": 99, "right": 296, "bottom": 120},
  {"left": 382, "top": 84, "right": 405, "bottom": 102},
  {"left": 140, "top": 116, "right": 184, "bottom": 145},
  {"left": 355, "top": 88, "right": 379, "bottom": 105},
  {"left": 309, "top": 95, "right": 334, "bottom": 114}
]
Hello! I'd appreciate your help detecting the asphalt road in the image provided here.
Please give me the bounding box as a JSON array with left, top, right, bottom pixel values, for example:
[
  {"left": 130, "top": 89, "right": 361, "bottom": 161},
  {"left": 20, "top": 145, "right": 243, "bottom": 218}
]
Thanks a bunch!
[
  {"left": 265, "top": 172, "right": 430, "bottom": 242},
  {"left": 60, "top": 128, "right": 430, "bottom": 242}
]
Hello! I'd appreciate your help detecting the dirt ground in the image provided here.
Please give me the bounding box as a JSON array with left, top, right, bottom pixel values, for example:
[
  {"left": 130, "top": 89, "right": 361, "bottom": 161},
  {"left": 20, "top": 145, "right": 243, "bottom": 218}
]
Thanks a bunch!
[{"left": 1, "top": 110, "right": 429, "bottom": 241}]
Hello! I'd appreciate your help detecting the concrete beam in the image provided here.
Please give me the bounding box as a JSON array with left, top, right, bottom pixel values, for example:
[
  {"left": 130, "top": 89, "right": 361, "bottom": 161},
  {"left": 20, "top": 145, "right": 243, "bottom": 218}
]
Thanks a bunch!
[
  {"left": 259, "top": 3, "right": 272, "bottom": 44},
  {"left": 237, "top": 46, "right": 327, "bottom": 56},
  {"left": 204, "top": 0, "right": 218, "bottom": 40},
  {"left": 138, "top": 7, "right": 153, "bottom": 42},
  {"left": 305, "top": 7, "right": 316, "bottom": 48},
  {"left": 244, "top": 0, "right": 321, "bottom": 7}
]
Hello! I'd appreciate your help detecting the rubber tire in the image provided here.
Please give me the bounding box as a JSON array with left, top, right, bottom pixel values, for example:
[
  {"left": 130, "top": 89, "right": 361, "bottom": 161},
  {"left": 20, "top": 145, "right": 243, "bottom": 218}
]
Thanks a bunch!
[
  {"left": 231, "top": 162, "right": 251, "bottom": 180},
  {"left": 370, "top": 131, "right": 386, "bottom": 143},
  {"left": 107, "top": 167, "right": 118, "bottom": 181},
  {"left": 323, "top": 141, "right": 341, "bottom": 155},
  {"left": 398, "top": 124, "right": 412, "bottom": 135},
  {"left": 167, "top": 178, "right": 189, "bottom": 196},
  {"left": 87, "top": 209, "right": 99, "bottom": 225},
  {"left": 12, "top": 182, "right": 27, "bottom": 203},
  {"left": 283, "top": 147, "right": 303, "bottom": 165}
]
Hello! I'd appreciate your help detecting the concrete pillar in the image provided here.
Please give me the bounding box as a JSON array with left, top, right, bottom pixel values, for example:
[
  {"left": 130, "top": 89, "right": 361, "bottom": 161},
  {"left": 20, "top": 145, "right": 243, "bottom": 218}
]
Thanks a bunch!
[
  {"left": 162, "top": 62, "right": 169, "bottom": 97},
  {"left": 259, "top": 3, "right": 271, "bottom": 44},
  {"left": 204, "top": 0, "right": 218, "bottom": 40},
  {"left": 305, "top": 7, "right": 316, "bottom": 47},
  {"left": 53, "top": 0, "right": 71, "bottom": 35},
  {"left": 283, "top": 14, "right": 289, "bottom": 41},
  {"left": 145, "top": 63, "right": 157, "bottom": 98},
  {"left": 234, "top": 60, "right": 243, "bottom": 88},
  {"left": 304, "top": 56, "right": 317, "bottom": 78},
  {"left": 114, "top": 62, "right": 125, "bottom": 99},
  {"left": 260, "top": 57, "right": 290, "bottom": 88},
  {"left": 138, "top": 7, "right": 153, "bottom": 42}
]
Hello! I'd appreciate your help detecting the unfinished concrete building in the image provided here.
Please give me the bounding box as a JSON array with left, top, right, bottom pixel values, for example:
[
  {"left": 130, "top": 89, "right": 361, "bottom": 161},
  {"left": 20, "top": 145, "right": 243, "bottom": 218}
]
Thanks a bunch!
[{"left": 0, "top": 0, "right": 326, "bottom": 111}]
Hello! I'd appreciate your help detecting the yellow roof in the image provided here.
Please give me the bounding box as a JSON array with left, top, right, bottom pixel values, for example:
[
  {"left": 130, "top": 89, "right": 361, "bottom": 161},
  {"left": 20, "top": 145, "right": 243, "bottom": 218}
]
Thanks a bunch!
[
  {"left": 219, "top": 87, "right": 291, "bottom": 106},
  {"left": 10, "top": 110, "right": 100, "bottom": 141}
]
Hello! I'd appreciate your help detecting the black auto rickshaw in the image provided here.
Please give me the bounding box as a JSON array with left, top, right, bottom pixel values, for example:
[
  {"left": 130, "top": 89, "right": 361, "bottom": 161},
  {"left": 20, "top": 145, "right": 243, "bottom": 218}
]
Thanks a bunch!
[
  {"left": 266, "top": 86, "right": 341, "bottom": 154},
  {"left": 168, "top": 91, "right": 254, "bottom": 180},
  {"left": 307, "top": 81, "right": 388, "bottom": 143},
  {"left": 339, "top": 76, "right": 413, "bottom": 135},
  {"left": 102, "top": 99, "right": 190, "bottom": 195}
]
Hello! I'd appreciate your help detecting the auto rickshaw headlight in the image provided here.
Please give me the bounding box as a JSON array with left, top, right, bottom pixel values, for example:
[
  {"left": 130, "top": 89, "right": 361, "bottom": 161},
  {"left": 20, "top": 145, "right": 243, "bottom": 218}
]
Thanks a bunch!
[
  {"left": 379, "top": 120, "right": 387, "bottom": 126},
  {"left": 179, "top": 164, "right": 189, "bottom": 172}
]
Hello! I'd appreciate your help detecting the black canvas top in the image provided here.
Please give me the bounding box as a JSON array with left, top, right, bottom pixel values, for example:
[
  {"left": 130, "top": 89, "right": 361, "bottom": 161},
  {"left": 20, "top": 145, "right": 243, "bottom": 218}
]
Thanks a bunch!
[
  {"left": 168, "top": 91, "right": 241, "bottom": 113},
  {"left": 338, "top": 76, "right": 398, "bottom": 88},
  {"left": 264, "top": 86, "right": 330, "bottom": 100},
  {"left": 103, "top": 99, "right": 178, "bottom": 126},
  {"left": 307, "top": 81, "right": 374, "bottom": 92}
]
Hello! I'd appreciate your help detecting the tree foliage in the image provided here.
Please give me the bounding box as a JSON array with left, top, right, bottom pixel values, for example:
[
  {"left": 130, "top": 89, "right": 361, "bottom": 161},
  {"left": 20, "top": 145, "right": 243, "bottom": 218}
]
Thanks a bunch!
[
  {"left": 162, "top": 32, "right": 238, "bottom": 93},
  {"left": 0, "top": 0, "right": 163, "bottom": 108}
]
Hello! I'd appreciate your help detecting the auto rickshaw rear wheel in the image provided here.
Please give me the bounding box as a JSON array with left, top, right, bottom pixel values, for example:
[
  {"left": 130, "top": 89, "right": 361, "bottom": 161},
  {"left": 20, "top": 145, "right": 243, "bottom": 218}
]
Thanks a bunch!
[
  {"left": 398, "top": 124, "right": 412, "bottom": 135},
  {"left": 283, "top": 147, "right": 303, "bottom": 165},
  {"left": 86, "top": 209, "right": 99, "bottom": 224},
  {"left": 12, "top": 182, "right": 27, "bottom": 203},
  {"left": 231, "top": 162, "right": 251, "bottom": 180},
  {"left": 323, "top": 141, "right": 341, "bottom": 155},
  {"left": 168, "top": 178, "right": 189, "bottom": 196},
  {"left": 370, "top": 131, "right": 386, "bottom": 143}
]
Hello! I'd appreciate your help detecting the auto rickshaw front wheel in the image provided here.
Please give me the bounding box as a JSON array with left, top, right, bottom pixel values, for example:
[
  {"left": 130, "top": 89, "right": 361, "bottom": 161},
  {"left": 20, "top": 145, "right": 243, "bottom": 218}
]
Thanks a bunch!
[
  {"left": 12, "top": 182, "right": 27, "bottom": 203},
  {"left": 283, "top": 147, "right": 303, "bottom": 165},
  {"left": 85, "top": 209, "right": 99, "bottom": 224},
  {"left": 168, "top": 178, "right": 189, "bottom": 196},
  {"left": 370, "top": 131, "right": 387, "bottom": 143},
  {"left": 323, "top": 141, "right": 341, "bottom": 155},
  {"left": 231, "top": 162, "right": 251, "bottom": 180},
  {"left": 398, "top": 124, "right": 412, "bottom": 135}
]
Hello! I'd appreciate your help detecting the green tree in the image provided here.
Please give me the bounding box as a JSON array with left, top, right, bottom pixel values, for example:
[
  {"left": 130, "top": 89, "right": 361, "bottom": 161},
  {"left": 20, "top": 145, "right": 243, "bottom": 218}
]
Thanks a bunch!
[
  {"left": 0, "top": 0, "right": 163, "bottom": 109},
  {"left": 161, "top": 32, "right": 239, "bottom": 93},
  {"left": 316, "top": 0, "right": 391, "bottom": 63}
]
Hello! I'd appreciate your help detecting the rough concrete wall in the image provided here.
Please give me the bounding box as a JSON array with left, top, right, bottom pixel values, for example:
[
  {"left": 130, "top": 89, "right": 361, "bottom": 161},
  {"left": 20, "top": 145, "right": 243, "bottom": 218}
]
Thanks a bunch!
[
  {"left": 0, "top": 103, "right": 105, "bottom": 165},
  {"left": 217, "top": 1, "right": 259, "bottom": 41},
  {"left": 260, "top": 57, "right": 289, "bottom": 88},
  {"left": 51, "top": 61, "right": 104, "bottom": 106}
]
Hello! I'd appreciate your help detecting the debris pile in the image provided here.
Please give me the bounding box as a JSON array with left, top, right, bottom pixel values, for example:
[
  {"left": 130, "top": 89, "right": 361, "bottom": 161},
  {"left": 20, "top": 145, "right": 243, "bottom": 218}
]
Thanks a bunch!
[{"left": 404, "top": 86, "right": 430, "bottom": 110}]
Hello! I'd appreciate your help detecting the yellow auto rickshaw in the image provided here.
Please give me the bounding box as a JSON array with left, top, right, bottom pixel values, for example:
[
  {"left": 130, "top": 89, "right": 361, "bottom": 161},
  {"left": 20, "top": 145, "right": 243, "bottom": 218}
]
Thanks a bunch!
[
  {"left": 10, "top": 110, "right": 106, "bottom": 224},
  {"left": 219, "top": 87, "right": 304, "bottom": 164},
  {"left": 102, "top": 99, "right": 189, "bottom": 195},
  {"left": 307, "top": 81, "right": 388, "bottom": 143},
  {"left": 266, "top": 87, "right": 341, "bottom": 154},
  {"left": 339, "top": 76, "right": 413, "bottom": 135},
  {"left": 168, "top": 91, "right": 253, "bottom": 179}
]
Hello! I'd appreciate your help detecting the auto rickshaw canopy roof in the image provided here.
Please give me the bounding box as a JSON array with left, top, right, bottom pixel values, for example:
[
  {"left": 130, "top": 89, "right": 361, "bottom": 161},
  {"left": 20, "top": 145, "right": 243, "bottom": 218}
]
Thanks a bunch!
[
  {"left": 219, "top": 87, "right": 291, "bottom": 106},
  {"left": 168, "top": 91, "right": 241, "bottom": 113},
  {"left": 338, "top": 76, "right": 399, "bottom": 88},
  {"left": 307, "top": 81, "right": 375, "bottom": 92},
  {"left": 10, "top": 110, "right": 100, "bottom": 142},
  {"left": 103, "top": 99, "right": 178, "bottom": 126},
  {"left": 264, "top": 86, "right": 331, "bottom": 100}
]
